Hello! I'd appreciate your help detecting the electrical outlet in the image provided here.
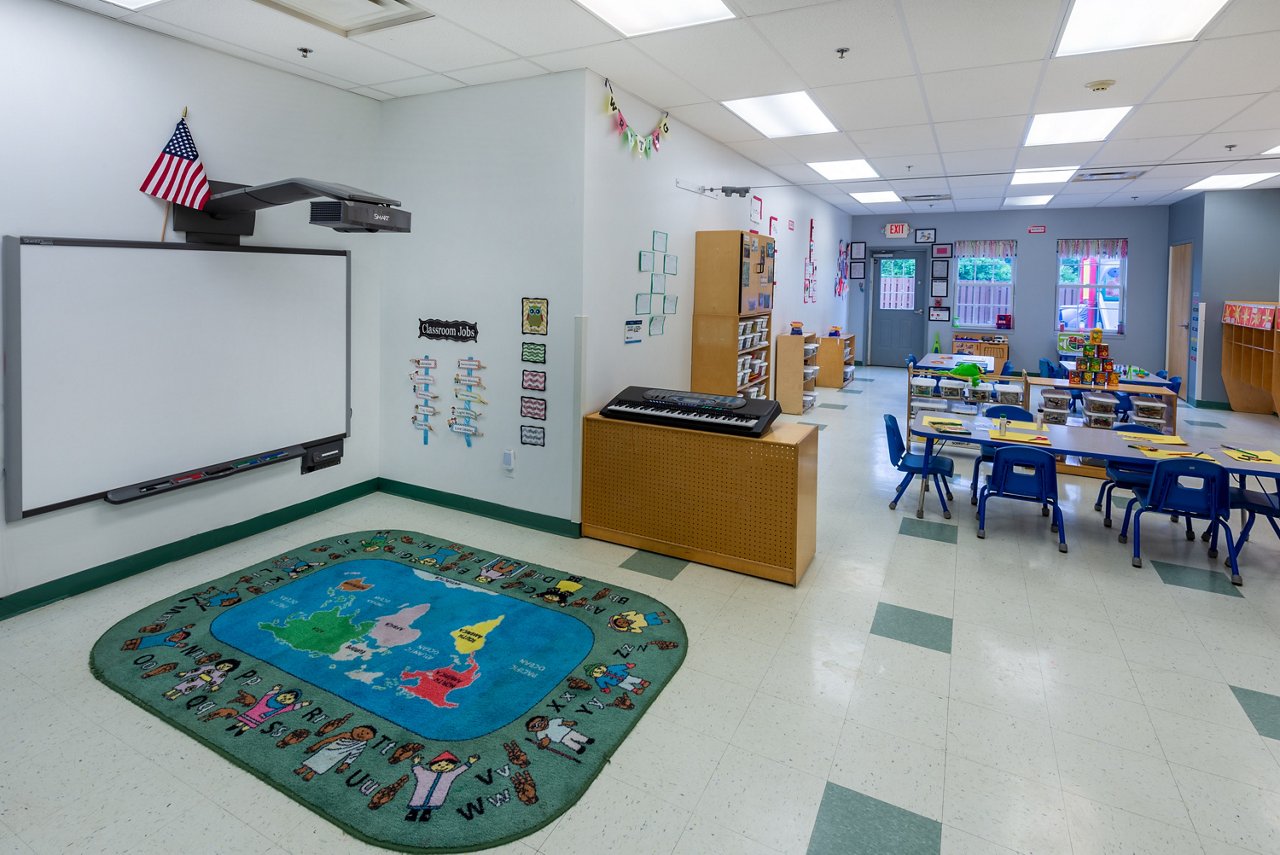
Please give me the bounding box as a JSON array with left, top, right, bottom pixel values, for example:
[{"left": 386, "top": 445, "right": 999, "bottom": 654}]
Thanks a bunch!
[{"left": 502, "top": 448, "right": 515, "bottom": 477}]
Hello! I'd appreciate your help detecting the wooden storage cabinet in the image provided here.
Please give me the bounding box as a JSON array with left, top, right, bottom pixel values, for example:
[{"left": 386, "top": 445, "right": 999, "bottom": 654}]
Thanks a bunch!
[
  {"left": 582, "top": 414, "right": 817, "bottom": 586},
  {"left": 775, "top": 332, "right": 819, "bottom": 414},
  {"left": 953, "top": 334, "right": 1009, "bottom": 365},
  {"left": 692, "top": 231, "right": 775, "bottom": 398},
  {"left": 1220, "top": 301, "right": 1279, "bottom": 414},
  {"left": 817, "top": 334, "right": 856, "bottom": 387}
]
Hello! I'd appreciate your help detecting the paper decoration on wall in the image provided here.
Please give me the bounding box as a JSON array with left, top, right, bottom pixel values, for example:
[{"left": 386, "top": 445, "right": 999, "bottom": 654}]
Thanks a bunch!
[
  {"left": 650, "top": 274, "right": 666, "bottom": 294},
  {"left": 649, "top": 315, "right": 665, "bottom": 336},
  {"left": 520, "top": 425, "right": 546, "bottom": 446},
  {"left": 835, "top": 241, "right": 850, "bottom": 298},
  {"left": 653, "top": 231, "right": 667, "bottom": 252},
  {"left": 520, "top": 342, "right": 546, "bottom": 363},
  {"left": 453, "top": 373, "right": 485, "bottom": 387},
  {"left": 803, "top": 219, "right": 818, "bottom": 304},
  {"left": 605, "top": 79, "right": 670, "bottom": 159},
  {"left": 635, "top": 293, "right": 652, "bottom": 314},
  {"left": 452, "top": 354, "right": 485, "bottom": 447},
  {"left": 521, "top": 370, "right": 547, "bottom": 391},
  {"left": 625, "top": 319, "right": 643, "bottom": 344},
  {"left": 455, "top": 388, "right": 488, "bottom": 404},
  {"left": 457, "top": 357, "right": 485, "bottom": 370},
  {"left": 662, "top": 295, "right": 678, "bottom": 315},
  {"left": 409, "top": 355, "right": 437, "bottom": 444},
  {"left": 663, "top": 254, "right": 678, "bottom": 275},
  {"left": 520, "top": 397, "right": 547, "bottom": 420},
  {"left": 522, "top": 298, "right": 549, "bottom": 335},
  {"left": 419, "top": 319, "right": 478, "bottom": 342},
  {"left": 639, "top": 251, "right": 654, "bottom": 272}
]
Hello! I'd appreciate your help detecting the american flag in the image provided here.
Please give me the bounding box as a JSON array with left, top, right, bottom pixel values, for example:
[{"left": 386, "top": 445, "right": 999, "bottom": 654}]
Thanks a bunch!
[{"left": 139, "top": 118, "right": 211, "bottom": 210}]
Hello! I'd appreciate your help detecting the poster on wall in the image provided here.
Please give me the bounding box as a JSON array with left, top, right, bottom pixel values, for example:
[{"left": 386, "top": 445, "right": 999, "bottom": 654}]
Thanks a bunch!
[
  {"left": 419, "top": 319, "right": 478, "bottom": 342},
  {"left": 522, "top": 298, "right": 549, "bottom": 335},
  {"left": 625, "top": 319, "right": 643, "bottom": 344},
  {"left": 521, "top": 342, "right": 547, "bottom": 363}
]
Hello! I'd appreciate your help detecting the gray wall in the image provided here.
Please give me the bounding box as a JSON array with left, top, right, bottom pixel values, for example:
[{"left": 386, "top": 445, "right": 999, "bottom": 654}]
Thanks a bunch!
[{"left": 849, "top": 206, "right": 1171, "bottom": 374}]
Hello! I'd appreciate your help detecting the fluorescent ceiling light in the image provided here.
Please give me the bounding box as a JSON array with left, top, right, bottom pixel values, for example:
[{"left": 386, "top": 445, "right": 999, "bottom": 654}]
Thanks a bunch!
[
  {"left": 808, "top": 160, "right": 879, "bottom": 181},
  {"left": 851, "top": 191, "right": 901, "bottom": 204},
  {"left": 1184, "top": 173, "right": 1280, "bottom": 191},
  {"left": 573, "top": 0, "right": 734, "bottom": 37},
  {"left": 1011, "top": 166, "right": 1079, "bottom": 185},
  {"left": 722, "top": 92, "right": 837, "bottom": 139},
  {"left": 1004, "top": 195, "right": 1053, "bottom": 207},
  {"left": 1057, "top": 0, "right": 1230, "bottom": 57},
  {"left": 1264, "top": 144, "right": 1280, "bottom": 155},
  {"left": 1025, "top": 107, "right": 1131, "bottom": 146}
]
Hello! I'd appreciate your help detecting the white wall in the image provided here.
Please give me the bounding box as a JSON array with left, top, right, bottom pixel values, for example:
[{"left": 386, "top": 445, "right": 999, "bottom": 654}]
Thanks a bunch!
[
  {"left": 579, "top": 74, "right": 853, "bottom": 414},
  {"left": 0, "top": 0, "right": 384, "bottom": 596},
  {"left": 377, "top": 73, "right": 588, "bottom": 523}
]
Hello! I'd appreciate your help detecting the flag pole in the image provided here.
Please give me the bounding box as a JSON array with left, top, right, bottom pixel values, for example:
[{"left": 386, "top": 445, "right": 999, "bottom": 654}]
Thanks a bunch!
[{"left": 159, "top": 108, "right": 187, "bottom": 243}]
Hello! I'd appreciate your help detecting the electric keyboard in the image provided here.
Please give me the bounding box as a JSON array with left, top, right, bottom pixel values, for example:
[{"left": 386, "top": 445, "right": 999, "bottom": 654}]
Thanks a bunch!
[{"left": 600, "top": 386, "right": 781, "bottom": 438}]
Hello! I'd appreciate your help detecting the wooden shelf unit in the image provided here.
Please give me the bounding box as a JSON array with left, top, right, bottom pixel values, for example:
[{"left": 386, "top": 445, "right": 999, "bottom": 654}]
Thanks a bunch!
[
  {"left": 1220, "top": 301, "right": 1279, "bottom": 414},
  {"left": 952, "top": 334, "right": 1009, "bottom": 365},
  {"left": 582, "top": 414, "right": 817, "bottom": 586},
  {"left": 817, "top": 334, "right": 856, "bottom": 388},
  {"left": 776, "top": 332, "right": 819, "bottom": 415},
  {"left": 692, "top": 231, "right": 775, "bottom": 399}
]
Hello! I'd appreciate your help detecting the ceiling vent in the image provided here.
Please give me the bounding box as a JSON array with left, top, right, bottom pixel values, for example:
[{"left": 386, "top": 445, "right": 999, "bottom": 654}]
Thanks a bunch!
[
  {"left": 901, "top": 193, "right": 952, "bottom": 202},
  {"left": 1072, "top": 169, "right": 1145, "bottom": 182},
  {"left": 252, "top": 0, "right": 433, "bottom": 37}
]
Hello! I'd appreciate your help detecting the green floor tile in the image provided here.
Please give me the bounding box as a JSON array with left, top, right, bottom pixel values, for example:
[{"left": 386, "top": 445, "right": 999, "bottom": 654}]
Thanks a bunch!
[
  {"left": 1231, "top": 686, "right": 1280, "bottom": 741},
  {"left": 1185, "top": 419, "right": 1225, "bottom": 428},
  {"left": 807, "top": 783, "right": 941, "bottom": 855},
  {"left": 799, "top": 421, "right": 828, "bottom": 431},
  {"left": 839, "top": 388, "right": 864, "bottom": 394},
  {"left": 1151, "top": 559, "right": 1243, "bottom": 598},
  {"left": 870, "top": 601, "right": 953, "bottom": 654},
  {"left": 899, "top": 517, "right": 958, "bottom": 544},
  {"left": 619, "top": 549, "right": 688, "bottom": 580},
  {"left": 818, "top": 403, "right": 848, "bottom": 410}
]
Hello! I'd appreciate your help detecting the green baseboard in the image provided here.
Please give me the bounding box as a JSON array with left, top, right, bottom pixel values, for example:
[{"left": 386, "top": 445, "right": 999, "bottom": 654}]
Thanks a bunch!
[
  {"left": 377, "top": 478, "right": 581, "bottom": 539},
  {"left": 1192, "top": 399, "right": 1233, "bottom": 410}
]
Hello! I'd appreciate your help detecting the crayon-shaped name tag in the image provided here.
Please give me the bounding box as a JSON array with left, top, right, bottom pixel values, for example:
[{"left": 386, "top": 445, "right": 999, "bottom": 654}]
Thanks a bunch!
[
  {"left": 413, "top": 388, "right": 438, "bottom": 400},
  {"left": 409, "top": 371, "right": 435, "bottom": 384},
  {"left": 457, "top": 358, "right": 485, "bottom": 370},
  {"left": 449, "top": 419, "right": 481, "bottom": 436},
  {"left": 451, "top": 406, "right": 481, "bottom": 419},
  {"left": 414, "top": 404, "right": 437, "bottom": 416},
  {"left": 454, "top": 374, "right": 485, "bottom": 388},
  {"left": 455, "top": 389, "right": 488, "bottom": 404},
  {"left": 410, "top": 358, "right": 437, "bottom": 369}
]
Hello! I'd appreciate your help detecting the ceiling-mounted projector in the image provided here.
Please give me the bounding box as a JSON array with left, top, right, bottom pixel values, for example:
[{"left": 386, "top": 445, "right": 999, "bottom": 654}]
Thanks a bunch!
[{"left": 309, "top": 199, "right": 410, "bottom": 233}]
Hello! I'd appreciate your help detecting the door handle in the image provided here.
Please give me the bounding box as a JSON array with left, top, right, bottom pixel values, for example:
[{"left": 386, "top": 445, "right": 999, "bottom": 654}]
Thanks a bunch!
[
  {"left": 914, "top": 309, "right": 924, "bottom": 314},
  {"left": 1179, "top": 322, "right": 1190, "bottom": 329}
]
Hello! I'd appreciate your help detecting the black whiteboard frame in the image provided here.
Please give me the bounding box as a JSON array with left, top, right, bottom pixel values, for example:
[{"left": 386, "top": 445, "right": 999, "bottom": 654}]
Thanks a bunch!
[{"left": 2, "top": 236, "right": 351, "bottom": 521}]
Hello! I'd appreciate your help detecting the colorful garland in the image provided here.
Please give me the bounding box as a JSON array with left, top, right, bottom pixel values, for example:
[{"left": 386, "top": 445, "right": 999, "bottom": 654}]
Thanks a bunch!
[{"left": 605, "top": 81, "right": 670, "bottom": 158}]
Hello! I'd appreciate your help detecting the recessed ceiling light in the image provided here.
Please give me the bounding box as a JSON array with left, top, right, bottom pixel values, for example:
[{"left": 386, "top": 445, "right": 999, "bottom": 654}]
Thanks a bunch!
[
  {"left": 1011, "top": 166, "right": 1080, "bottom": 185},
  {"left": 573, "top": 0, "right": 734, "bottom": 37},
  {"left": 1184, "top": 173, "right": 1280, "bottom": 191},
  {"left": 1057, "top": 0, "right": 1231, "bottom": 57},
  {"left": 722, "top": 92, "right": 837, "bottom": 139},
  {"left": 1025, "top": 107, "right": 1131, "bottom": 146},
  {"left": 1004, "top": 195, "right": 1054, "bottom": 207},
  {"left": 103, "top": 0, "right": 166, "bottom": 7},
  {"left": 851, "top": 191, "right": 901, "bottom": 204},
  {"left": 1264, "top": 144, "right": 1280, "bottom": 155},
  {"left": 808, "top": 160, "right": 879, "bottom": 181}
]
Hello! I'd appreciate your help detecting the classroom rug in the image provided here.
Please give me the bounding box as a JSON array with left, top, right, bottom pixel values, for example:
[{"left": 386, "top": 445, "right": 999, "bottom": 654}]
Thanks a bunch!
[{"left": 90, "top": 530, "right": 686, "bottom": 853}]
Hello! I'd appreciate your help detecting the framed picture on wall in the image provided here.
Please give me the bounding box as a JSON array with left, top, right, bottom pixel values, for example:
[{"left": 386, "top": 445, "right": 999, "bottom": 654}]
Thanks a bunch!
[
  {"left": 931, "top": 279, "right": 948, "bottom": 298},
  {"left": 849, "top": 260, "right": 865, "bottom": 280},
  {"left": 929, "top": 306, "right": 951, "bottom": 322},
  {"left": 914, "top": 228, "right": 936, "bottom": 244},
  {"left": 849, "top": 241, "right": 866, "bottom": 260},
  {"left": 932, "top": 243, "right": 953, "bottom": 259},
  {"left": 931, "top": 259, "right": 949, "bottom": 279}
]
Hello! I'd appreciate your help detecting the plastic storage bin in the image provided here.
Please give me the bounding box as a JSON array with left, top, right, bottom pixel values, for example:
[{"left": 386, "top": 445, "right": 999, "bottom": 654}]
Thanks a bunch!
[
  {"left": 1133, "top": 415, "right": 1165, "bottom": 432},
  {"left": 1085, "top": 411, "right": 1116, "bottom": 429},
  {"left": 1042, "top": 407, "right": 1069, "bottom": 425},
  {"left": 910, "top": 399, "right": 948, "bottom": 414},
  {"left": 994, "top": 383, "right": 1023, "bottom": 404},
  {"left": 1083, "top": 393, "right": 1118, "bottom": 414},
  {"left": 1041, "top": 390, "right": 1071, "bottom": 410},
  {"left": 940, "top": 379, "right": 967, "bottom": 399},
  {"left": 1133, "top": 399, "right": 1168, "bottom": 421},
  {"left": 910, "top": 376, "right": 937, "bottom": 396},
  {"left": 966, "top": 383, "right": 993, "bottom": 403}
]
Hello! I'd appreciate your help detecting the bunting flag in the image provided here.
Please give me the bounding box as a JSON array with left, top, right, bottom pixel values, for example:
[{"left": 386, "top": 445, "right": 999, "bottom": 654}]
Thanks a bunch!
[{"left": 606, "top": 81, "right": 670, "bottom": 159}]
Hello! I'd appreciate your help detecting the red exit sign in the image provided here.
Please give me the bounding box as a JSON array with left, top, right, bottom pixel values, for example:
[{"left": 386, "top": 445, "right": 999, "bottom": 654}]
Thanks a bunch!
[{"left": 884, "top": 222, "right": 910, "bottom": 238}]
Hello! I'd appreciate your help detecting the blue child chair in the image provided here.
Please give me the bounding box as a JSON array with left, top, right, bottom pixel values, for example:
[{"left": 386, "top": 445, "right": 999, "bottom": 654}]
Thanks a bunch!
[
  {"left": 1038, "top": 358, "right": 1057, "bottom": 379},
  {"left": 977, "top": 446, "right": 1067, "bottom": 552},
  {"left": 970, "top": 405, "right": 1035, "bottom": 505},
  {"left": 884, "top": 413, "right": 955, "bottom": 519},
  {"left": 1118, "top": 458, "right": 1239, "bottom": 584},
  {"left": 1001, "top": 360, "right": 1017, "bottom": 376},
  {"left": 1093, "top": 422, "right": 1162, "bottom": 528},
  {"left": 1229, "top": 478, "right": 1280, "bottom": 563}
]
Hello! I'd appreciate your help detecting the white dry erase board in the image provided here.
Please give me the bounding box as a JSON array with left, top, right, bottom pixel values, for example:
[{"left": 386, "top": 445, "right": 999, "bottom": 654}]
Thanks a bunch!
[{"left": 2, "top": 237, "right": 350, "bottom": 520}]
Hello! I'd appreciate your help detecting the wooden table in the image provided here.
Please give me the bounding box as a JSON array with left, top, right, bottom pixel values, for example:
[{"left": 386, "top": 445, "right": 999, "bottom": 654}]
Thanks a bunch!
[{"left": 915, "top": 352, "right": 996, "bottom": 372}]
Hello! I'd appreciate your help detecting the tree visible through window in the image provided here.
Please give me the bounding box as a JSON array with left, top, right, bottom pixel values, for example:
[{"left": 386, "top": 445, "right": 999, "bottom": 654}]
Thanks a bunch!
[
  {"left": 1057, "top": 239, "right": 1127, "bottom": 334},
  {"left": 952, "top": 240, "right": 1015, "bottom": 329}
]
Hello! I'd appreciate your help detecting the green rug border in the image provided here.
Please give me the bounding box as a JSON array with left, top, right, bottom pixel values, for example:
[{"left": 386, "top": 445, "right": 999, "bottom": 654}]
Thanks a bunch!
[
  {"left": 88, "top": 529, "right": 686, "bottom": 854},
  {"left": 1, "top": 479, "right": 581, "bottom": 622}
]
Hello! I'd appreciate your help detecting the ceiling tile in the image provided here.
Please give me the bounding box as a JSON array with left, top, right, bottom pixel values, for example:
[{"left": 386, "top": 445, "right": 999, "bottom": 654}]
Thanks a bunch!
[
  {"left": 347, "top": 86, "right": 395, "bottom": 101},
  {"left": 726, "top": 139, "right": 801, "bottom": 167},
  {"left": 1212, "top": 93, "right": 1280, "bottom": 133},
  {"left": 941, "top": 148, "right": 1018, "bottom": 176},
  {"left": 1092, "top": 136, "right": 1200, "bottom": 167},
  {"left": 447, "top": 59, "right": 548, "bottom": 86},
  {"left": 1049, "top": 195, "right": 1107, "bottom": 207},
  {"left": 868, "top": 154, "right": 945, "bottom": 181},
  {"left": 533, "top": 42, "right": 709, "bottom": 108},
  {"left": 421, "top": 0, "right": 618, "bottom": 55},
  {"left": 769, "top": 163, "right": 829, "bottom": 184},
  {"left": 630, "top": 19, "right": 804, "bottom": 103},
  {"left": 373, "top": 74, "right": 466, "bottom": 98},
  {"left": 352, "top": 17, "right": 515, "bottom": 73},
  {"left": 666, "top": 101, "right": 765, "bottom": 143},
  {"left": 1113, "top": 95, "right": 1263, "bottom": 139},
  {"left": 1034, "top": 44, "right": 1191, "bottom": 114},
  {"left": 1150, "top": 31, "right": 1280, "bottom": 101},
  {"left": 1014, "top": 142, "right": 1102, "bottom": 169},
  {"left": 1175, "top": 129, "right": 1280, "bottom": 160},
  {"left": 73, "top": 0, "right": 132, "bottom": 18},
  {"left": 922, "top": 63, "right": 1040, "bottom": 124},
  {"left": 908, "top": 201, "right": 955, "bottom": 214},
  {"left": 954, "top": 198, "right": 1004, "bottom": 211},
  {"left": 752, "top": 0, "right": 914, "bottom": 89},
  {"left": 1143, "top": 163, "right": 1221, "bottom": 180},
  {"left": 900, "top": 0, "right": 1059, "bottom": 74},
  {"left": 949, "top": 184, "right": 1010, "bottom": 200},
  {"left": 1057, "top": 179, "right": 1130, "bottom": 196},
  {"left": 1203, "top": 0, "right": 1280, "bottom": 38},
  {"left": 730, "top": 0, "right": 831, "bottom": 14},
  {"left": 1123, "top": 176, "right": 1205, "bottom": 194},
  {"left": 848, "top": 124, "right": 937, "bottom": 157},
  {"left": 933, "top": 116, "right": 1027, "bottom": 152},
  {"left": 811, "top": 77, "right": 929, "bottom": 131},
  {"left": 773, "top": 133, "right": 864, "bottom": 161}
]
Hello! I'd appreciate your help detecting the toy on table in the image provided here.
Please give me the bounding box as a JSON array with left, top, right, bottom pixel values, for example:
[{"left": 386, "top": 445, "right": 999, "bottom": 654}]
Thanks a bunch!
[
  {"left": 789, "top": 321, "right": 804, "bottom": 335},
  {"left": 948, "top": 362, "right": 985, "bottom": 388}
]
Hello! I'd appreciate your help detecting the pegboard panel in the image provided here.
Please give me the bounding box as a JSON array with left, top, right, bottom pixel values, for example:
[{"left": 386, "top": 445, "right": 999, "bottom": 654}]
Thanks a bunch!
[{"left": 582, "top": 416, "right": 816, "bottom": 580}]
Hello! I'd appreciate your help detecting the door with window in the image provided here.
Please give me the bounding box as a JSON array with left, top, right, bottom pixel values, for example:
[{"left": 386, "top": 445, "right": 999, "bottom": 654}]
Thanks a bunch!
[
  {"left": 1167, "top": 243, "right": 1191, "bottom": 400},
  {"left": 869, "top": 251, "right": 926, "bottom": 367}
]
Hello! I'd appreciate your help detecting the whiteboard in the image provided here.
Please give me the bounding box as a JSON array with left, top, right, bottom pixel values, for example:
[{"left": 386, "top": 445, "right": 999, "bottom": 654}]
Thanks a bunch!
[{"left": 3, "top": 237, "right": 349, "bottom": 519}]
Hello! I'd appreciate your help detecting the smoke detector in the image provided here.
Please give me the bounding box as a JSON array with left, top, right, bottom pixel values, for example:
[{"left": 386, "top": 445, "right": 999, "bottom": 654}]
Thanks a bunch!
[{"left": 1085, "top": 79, "right": 1116, "bottom": 93}]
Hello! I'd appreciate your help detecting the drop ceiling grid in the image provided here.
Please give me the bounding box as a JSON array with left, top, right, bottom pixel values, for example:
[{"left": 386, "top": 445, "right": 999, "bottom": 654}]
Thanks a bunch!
[
  {"left": 628, "top": 19, "right": 805, "bottom": 103},
  {"left": 897, "top": 0, "right": 1064, "bottom": 74},
  {"left": 413, "top": 0, "right": 618, "bottom": 57}
]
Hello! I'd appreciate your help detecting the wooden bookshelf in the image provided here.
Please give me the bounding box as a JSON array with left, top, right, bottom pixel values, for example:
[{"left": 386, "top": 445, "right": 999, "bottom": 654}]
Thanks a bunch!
[
  {"left": 776, "top": 332, "right": 819, "bottom": 414},
  {"left": 692, "top": 231, "right": 775, "bottom": 399},
  {"left": 817, "top": 334, "right": 856, "bottom": 388},
  {"left": 1220, "top": 301, "right": 1279, "bottom": 414},
  {"left": 952, "top": 334, "right": 1008, "bottom": 364}
]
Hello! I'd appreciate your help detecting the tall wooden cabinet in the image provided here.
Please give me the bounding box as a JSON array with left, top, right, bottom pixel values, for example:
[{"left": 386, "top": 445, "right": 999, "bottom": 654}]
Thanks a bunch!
[
  {"left": 817, "top": 334, "right": 856, "bottom": 388},
  {"left": 692, "top": 231, "right": 775, "bottom": 399},
  {"left": 776, "top": 333, "right": 819, "bottom": 414}
]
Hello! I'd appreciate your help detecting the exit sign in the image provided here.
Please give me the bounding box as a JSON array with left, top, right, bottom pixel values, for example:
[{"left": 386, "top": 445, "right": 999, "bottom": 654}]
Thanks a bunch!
[
  {"left": 1027, "top": 225, "right": 1046, "bottom": 234},
  {"left": 884, "top": 222, "right": 910, "bottom": 238}
]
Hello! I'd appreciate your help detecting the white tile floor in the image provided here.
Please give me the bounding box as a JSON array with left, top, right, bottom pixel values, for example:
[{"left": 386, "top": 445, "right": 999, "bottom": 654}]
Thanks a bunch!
[{"left": 1, "top": 365, "right": 1279, "bottom": 854}]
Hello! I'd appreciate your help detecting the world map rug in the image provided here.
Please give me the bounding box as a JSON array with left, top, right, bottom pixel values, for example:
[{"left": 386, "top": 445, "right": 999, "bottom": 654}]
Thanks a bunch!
[{"left": 90, "top": 529, "right": 686, "bottom": 853}]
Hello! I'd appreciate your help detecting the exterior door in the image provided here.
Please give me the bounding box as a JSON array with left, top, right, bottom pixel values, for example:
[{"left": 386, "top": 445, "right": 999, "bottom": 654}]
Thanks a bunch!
[
  {"left": 1167, "top": 243, "right": 1191, "bottom": 400},
  {"left": 869, "top": 251, "right": 927, "bottom": 367}
]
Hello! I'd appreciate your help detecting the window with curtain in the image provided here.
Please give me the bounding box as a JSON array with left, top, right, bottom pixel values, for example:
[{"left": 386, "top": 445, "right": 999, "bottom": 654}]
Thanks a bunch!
[
  {"left": 1056, "top": 239, "right": 1127, "bottom": 334},
  {"left": 952, "top": 239, "right": 1015, "bottom": 329}
]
